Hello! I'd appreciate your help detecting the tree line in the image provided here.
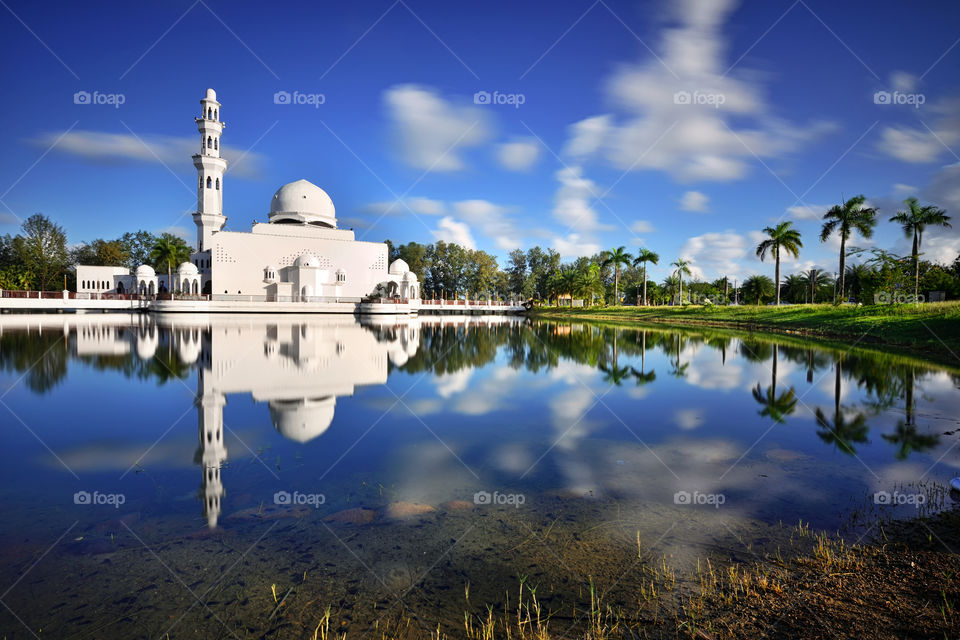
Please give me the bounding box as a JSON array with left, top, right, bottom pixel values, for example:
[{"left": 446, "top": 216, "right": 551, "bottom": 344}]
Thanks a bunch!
[
  {"left": 3, "top": 193, "right": 956, "bottom": 305},
  {"left": 0, "top": 214, "right": 193, "bottom": 291}
]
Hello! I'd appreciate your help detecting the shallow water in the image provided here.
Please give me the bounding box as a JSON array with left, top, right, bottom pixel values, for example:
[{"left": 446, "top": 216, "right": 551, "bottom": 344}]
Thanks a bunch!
[{"left": 0, "top": 313, "right": 957, "bottom": 638}]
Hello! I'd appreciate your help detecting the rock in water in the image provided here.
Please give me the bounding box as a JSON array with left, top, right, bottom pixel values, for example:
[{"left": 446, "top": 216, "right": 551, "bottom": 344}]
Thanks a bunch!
[{"left": 383, "top": 502, "right": 436, "bottom": 520}]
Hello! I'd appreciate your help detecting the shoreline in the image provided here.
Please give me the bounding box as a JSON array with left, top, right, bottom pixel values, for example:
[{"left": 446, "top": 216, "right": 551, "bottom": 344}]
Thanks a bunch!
[{"left": 530, "top": 302, "right": 960, "bottom": 369}]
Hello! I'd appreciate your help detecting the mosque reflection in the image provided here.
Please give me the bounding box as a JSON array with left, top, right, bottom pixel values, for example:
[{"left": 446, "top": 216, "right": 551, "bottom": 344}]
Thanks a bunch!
[{"left": 0, "top": 314, "right": 953, "bottom": 528}]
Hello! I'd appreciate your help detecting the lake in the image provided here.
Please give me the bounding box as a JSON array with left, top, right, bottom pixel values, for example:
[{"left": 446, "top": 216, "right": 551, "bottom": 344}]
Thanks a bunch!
[{"left": 0, "top": 313, "right": 956, "bottom": 638}]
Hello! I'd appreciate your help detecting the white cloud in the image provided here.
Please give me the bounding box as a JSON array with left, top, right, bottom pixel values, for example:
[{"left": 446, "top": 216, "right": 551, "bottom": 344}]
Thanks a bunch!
[
  {"left": 408, "top": 197, "right": 446, "bottom": 216},
  {"left": 452, "top": 199, "right": 520, "bottom": 250},
  {"left": 786, "top": 204, "right": 829, "bottom": 220},
  {"left": 561, "top": 0, "right": 833, "bottom": 182},
  {"left": 384, "top": 84, "right": 491, "bottom": 171},
  {"left": 679, "top": 190, "right": 710, "bottom": 212},
  {"left": 679, "top": 230, "right": 748, "bottom": 281},
  {"left": 878, "top": 127, "right": 944, "bottom": 163},
  {"left": 892, "top": 183, "right": 917, "bottom": 195},
  {"left": 552, "top": 166, "right": 608, "bottom": 232},
  {"left": 497, "top": 138, "right": 540, "bottom": 171},
  {"left": 157, "top": 225, "right": 192, "bottom": 242},
  {"left": 434, "top": 370, "right": 473, "bottom": 398},
  {"left": 631, "top": 220, "right": 656, "bottom": 233},
  {"left": 563, "top": 115, "right": 612, "bottom": 158},
  {"left": 925, "top": 162, "right": 960, "bottom": 213},
  {"left": 36, "top": 130, "right": 265, "bottom": 178},
  {"left": 432, "top": 216, "right": 476, "bottom": 249},
  {"left": 552, "top": 233, "right": 600, "bottom": 261},
  {"left": 674, "top": 408, "right": 705, "bottom": 430},
  {"left": 877, "top": 96, "right": 960, "bottom": 164},
  {"left": 890, "top": 70, "right": 918, "bottom": 92}
]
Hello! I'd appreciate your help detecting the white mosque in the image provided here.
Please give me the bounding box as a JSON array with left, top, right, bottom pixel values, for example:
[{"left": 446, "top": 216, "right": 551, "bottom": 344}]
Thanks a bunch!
[{"left": 76, "top": 89, "right": 420, "bottom": 314}]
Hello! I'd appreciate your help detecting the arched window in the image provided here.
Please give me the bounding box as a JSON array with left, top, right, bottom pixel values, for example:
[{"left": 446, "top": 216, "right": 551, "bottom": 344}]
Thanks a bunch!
[
  {"left": 214, "top": 109, "right": 218, "bottom": 120},
  {"left": 207, "top": 107, "right": 212, "bottom": 119},
  {"left": 207, "top": 136, "right": 212, "bottom": 150},
  {"left": 214, "top": 138, "right": 218, "bottom": 150},
  {"left": 215, "top": 178, "right": 220, "bottom": 190},
  {"left": 206, "top": 176, "right": 212, "bottom": 188}
]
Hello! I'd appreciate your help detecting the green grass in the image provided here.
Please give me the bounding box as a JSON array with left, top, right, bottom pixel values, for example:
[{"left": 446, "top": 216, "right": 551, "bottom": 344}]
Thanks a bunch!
[{"left": 530, "top": 302, "right": 960, "bottom": 365}]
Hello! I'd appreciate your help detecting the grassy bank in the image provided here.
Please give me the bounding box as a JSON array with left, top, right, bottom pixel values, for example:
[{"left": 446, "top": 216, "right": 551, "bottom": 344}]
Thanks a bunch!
[{"left": 531, "top": 302, "right": 960, "bottom": 363}]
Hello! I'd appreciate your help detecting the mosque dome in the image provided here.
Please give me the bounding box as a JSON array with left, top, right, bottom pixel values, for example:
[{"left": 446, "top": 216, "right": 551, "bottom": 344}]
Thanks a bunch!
[
  {"left": 177, "top": 261, "right": 198, "bottom": 275},
  {"left": 388, "top": 259, "right": 409, "bottom": 275},
  {"left": 205, "top": 88, "right": 217, "bottom": 100},
  {"left": 269, "top": 397, "right": 337, "bottom": 443},
  {"left": 294, "top": 254, "right": 320, "bottom": 268},
  {"left": 135, "top": 264, "right": 155, "bottom": 277},
  {"left": 269, "top": 179, "right": 336, "bottom": 228},
  {"left": 401, "top": 271, "right": 418, "bottom": 282}
]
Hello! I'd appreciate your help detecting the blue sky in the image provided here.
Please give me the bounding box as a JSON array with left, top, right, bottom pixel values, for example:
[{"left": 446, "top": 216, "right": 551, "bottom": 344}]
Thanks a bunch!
[{"left": 1, "top": 0, "right": 958, "bottom": 282}]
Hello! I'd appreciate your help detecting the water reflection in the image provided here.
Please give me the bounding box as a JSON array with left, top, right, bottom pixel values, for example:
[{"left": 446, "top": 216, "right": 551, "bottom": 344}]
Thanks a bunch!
[
  {"left": 0, "top": 314, "right": 958, "bottom": 637},
  {"left": 0, "top": 315, "right": 955, "bottom": 527}
]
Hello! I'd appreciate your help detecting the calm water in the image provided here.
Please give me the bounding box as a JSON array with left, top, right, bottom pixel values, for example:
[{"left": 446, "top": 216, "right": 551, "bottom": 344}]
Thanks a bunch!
[{"left": 0, "top": 313, "right": 957, "bottom": 638}]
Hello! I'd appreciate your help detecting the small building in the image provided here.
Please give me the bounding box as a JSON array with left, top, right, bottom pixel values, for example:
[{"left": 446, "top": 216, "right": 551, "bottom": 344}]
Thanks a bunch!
[{"left": 76, "top": 265, "right": 133, "bottom": 295}]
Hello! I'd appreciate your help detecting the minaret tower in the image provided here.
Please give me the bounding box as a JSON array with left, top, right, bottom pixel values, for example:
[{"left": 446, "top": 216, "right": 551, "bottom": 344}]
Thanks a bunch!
[
  {"left": 192, "top": 88, "right": 228, "bottom": 252},
  {"left": 197, "top": 383, "right": 227, "bottom": 528}
]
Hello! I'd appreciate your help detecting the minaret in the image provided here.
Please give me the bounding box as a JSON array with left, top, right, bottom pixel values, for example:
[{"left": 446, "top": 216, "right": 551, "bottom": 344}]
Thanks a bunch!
[
  {"left": 197, "top": 387, "right": 227, "bottom": 528},
  {"left": 192, "top": 88, "right": 228, "bottom": 252}
]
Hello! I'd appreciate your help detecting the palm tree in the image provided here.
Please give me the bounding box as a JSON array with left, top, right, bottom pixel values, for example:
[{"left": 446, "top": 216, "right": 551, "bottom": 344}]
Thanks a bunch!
[
  {"left": 843, "top": 263, "right": 872, "bottom": 302},
  {"left": 800, "top": 268, "right": 833, "bottom": 304},
  {"left": 814, "top": 356, "right": 869, "bottom": 455},
  {"left": 820, "top": 195, "right": 877, "bottom": 303},
  {"left": 630, "top": 330, "right": 657, "bottom": 385},
  {"left": 756, "top": 222, "right": 803, "bottom": 305},
  {"left": 781, "top": 274, "right": 806, "bottom": 304},
  {"left": 671, "top": 258, "right": 691, "bottom": 305},
  {"left": 751, "top": 344, "right": 798, "bottom": 423},
  {"left": 741, "top": 274, "right": 775, "bottom": 305},
  {"left": 880, "top": 369, "right": 940, "bottom": 459},
  {"left": 633, "top": 248, "right": 659, "bottom": 306},
  {"left": 601, "top": 246, "right": 633, "bottom": 305},
  {"left": 575, "top": 263, "right": 603, "bottom": 306},
  {"left": 149, "top": 237, "right": 189, "bottom": 295},
  {"left": 889, "top": 197, "right": 951, "bottom": 302}
]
